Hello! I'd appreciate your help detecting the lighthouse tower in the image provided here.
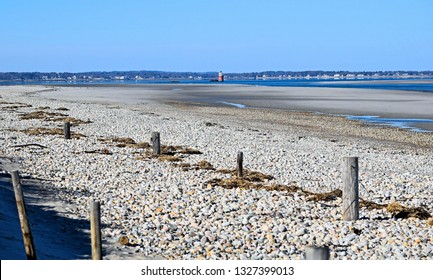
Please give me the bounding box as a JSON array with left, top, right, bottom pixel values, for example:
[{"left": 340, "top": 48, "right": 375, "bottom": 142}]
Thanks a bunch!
[{"left": 218, "top": 71, "right": 224, "bottom": 82}]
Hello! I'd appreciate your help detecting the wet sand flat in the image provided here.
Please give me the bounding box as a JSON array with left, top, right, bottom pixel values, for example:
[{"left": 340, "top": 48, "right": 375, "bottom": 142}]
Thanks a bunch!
[
  {"left": 35, "top": 84, "right": 433, "bottom": 130},
  {"left": 36, "top": 84, "right": 433, "bottom": 117}
]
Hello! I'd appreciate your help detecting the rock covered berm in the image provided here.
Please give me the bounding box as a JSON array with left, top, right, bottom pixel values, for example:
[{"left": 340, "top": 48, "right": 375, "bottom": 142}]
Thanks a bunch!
[{"left": 1, "top": 85, "right": 432, "bottom": 260}]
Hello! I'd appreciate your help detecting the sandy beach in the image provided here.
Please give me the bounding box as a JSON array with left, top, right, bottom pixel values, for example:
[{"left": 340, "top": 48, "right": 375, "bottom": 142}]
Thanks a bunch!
[{"left": 0, "top": 85, "right": 432, "bottom": 260}]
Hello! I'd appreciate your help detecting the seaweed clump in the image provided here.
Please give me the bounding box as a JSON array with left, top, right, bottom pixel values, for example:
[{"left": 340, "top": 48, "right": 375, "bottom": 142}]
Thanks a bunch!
[
  {"left": 386, "top": 201, "right": 431, "bottom": 220},
  {"left": 98, "top": 137, "right": 150, "bottom": 149},
  {"left": 20, "top": 110, "right": 91, "bottom": 125},
  {"left": 19, "top": 127, "right": 86, "bottom": 138}
]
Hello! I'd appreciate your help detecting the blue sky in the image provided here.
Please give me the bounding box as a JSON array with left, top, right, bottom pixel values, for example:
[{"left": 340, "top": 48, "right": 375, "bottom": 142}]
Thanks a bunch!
[{"left": 1, "top": 0, "right": 432, "bottom": 72}]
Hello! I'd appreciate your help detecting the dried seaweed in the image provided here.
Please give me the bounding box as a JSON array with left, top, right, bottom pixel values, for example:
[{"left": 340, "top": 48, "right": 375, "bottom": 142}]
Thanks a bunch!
[
  {"left": 4, "top": 104, "right": 33, "bottom": 109},
  {"left": 262, "top": 184, "right": 300, "bottom": 192},
  {"left": 110, "top": 137, "right": 136, "bottom": 144},
  {"left": 171, "top": 162, "right": 192, "bottom": 171},
  {"left": 216, "top": 168, "right": 233, "bottom": 174},
  {"left": 19, "top": 127, "right": 86, "bottom": 138},
  {"left": 386, "top": 201, "right": 431, "bottom": 219},
  {"left": 51, "top": 116, "right": 92, "bottom": 125},
  {"left": 307, "top": 189, "right": 342, "bottom": 202},
  {"left": 161, "top": 145, "right": 183, "bottom": 155},
  {"left": 99, "top": 137, "right": 151, "bottom": 149},
  {"left": 0, "top": 101, "right": 32, "bottom": 109},
  {"left": 206, "top": 178, "right": 300, "bottom": 193},
  {"left": 360, "top": 200, "right": 387, "bottom": 210},
  {"left": 157, "top": 155, "right": 182, "bottom": 162},
  {"left": 20, "top": 127, "right": 62, "bottom": 136},
  {"left": 246, "top": 171, "right": 274, "bottom": 182},
  {"left": 173, "top": 160, "right": 214, "bottom": 171},
  {"left": 216, "top": 168, "right": 274, "bottom": 182},
  {"left": 19, "top": 110, "right": 91, "bottom": 125},
  {"left": 208, "top": 167, "right": 431, "bottom": 220},
  {"left": 208, "top": 168, "right": 288, "bottom": 192},
  {"left": 132, "top": 142, "right": 151, "bottom": 149},
  {"left": 20, "top": 111, "right": 67, "bottom": 120},
  {"left": 197, "top": 160, "right": 214, "bottom": 170},
  {"left": 100, "top": 137, "right": 135, "bottom": 145},
  {"left": 178, "top": 148, "right": 203, "bottom": 155},
  {"left": 207, "top": 178, "right": 262, "bottom": 190}
]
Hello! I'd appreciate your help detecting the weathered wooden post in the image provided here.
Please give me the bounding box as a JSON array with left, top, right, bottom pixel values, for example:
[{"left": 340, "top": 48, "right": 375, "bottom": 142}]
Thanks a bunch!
[
  {"left": 90, "top": 201, "right": 102, "bottom": 260},
  {"left": 342, "top": 157, "right": 359, "bottom": 221},
  {"left": 64, "top": 122, "right": 71, "bottom": 139},
  {"left": 11, "top": 170, "right": 37, "bottom": 260},
  {"left": 305, "top": 246, "right": 330, "bottom": 260},
  {"left": 237, "top": 151, "right": 243, "bottom": 177},
  {"left": 151, "top": 132, "right": 161, "bottom": 155}
]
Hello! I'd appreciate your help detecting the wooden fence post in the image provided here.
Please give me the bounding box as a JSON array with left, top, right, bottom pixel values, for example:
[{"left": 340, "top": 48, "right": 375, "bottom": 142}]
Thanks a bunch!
[
  {"left": 151, "top": 132, "right": 161, "bottom": 155},
  {"left": 11, "top": 170, "right": 37, "bottom": 260},
  {"left": 90, "top": 201, "right": 102, "bottom": 260},
  {"left": 237, "top": 151, "right": 243, "bottom": 177},
  {"left": 64, "top": 122, "right": 71, "bottom": 139},
  {"left": 305, "top": 246, "right": 330, "bottom": 260},
  {"left": 342, "top": 157, "right": 359, "bottom": 221}
]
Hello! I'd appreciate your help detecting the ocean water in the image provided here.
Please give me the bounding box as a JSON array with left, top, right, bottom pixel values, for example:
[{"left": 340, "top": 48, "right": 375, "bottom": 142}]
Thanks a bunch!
[
  {"left": 215, "top": 102, "right": 433, "bottom": 132},
  {"left": 218, "top": 101, "right": 247, "bottom": 108},
  {"left": 346, "top": 116, "right": 433, "bottom": 132},
  {"left": 225, "top": 79, "right": 433, "bottom": 92}
]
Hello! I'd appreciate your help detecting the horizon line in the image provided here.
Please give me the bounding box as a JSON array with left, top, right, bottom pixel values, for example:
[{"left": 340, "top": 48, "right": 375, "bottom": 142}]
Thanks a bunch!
[{"left": 1, "top": 69, "right": 433, "bottom": 74}]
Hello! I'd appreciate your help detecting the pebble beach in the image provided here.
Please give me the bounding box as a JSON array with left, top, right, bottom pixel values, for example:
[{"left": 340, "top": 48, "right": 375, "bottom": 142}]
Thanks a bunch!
[{"left": 1, "top": 85, "right": 432, "bottom": 260}]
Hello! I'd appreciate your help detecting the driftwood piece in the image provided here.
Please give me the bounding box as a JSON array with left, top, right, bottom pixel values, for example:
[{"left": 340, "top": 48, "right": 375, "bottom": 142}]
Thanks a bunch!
[
  {"left": 11, "top": 170, "right": 37, "bottom": 259},
  {"left": 83, "top": 149, "right": 113, "bottom": 155},
  {"left": 11, "top": 143, "right": 48, "bottom": 149}
]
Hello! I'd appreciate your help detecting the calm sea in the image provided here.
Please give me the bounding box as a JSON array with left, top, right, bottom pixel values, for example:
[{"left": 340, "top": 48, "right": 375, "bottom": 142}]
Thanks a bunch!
[{"left": 225, "top": 79, "right": 433, "bottom": 92}]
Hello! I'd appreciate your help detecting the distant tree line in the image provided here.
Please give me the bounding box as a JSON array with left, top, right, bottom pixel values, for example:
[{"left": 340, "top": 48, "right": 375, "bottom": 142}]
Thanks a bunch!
[
  {"left": 1, "top": 70, "right": 432, "bottom": 81},
  {"left": 0, "top": 71, "right": 219, "bottom": 81},
  {"left": 231, "top": 70, "right": 433, "bottom": 78}
]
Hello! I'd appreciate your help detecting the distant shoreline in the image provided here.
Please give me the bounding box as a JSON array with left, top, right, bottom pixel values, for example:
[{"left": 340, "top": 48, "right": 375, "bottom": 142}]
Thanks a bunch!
[{"left": 318, "top": 79, "right": 433, "bottom": 84}]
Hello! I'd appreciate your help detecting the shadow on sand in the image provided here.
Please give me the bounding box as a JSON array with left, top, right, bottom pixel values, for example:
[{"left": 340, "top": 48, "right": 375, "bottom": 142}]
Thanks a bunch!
[{"left": 0, "top": 173, "right": 94, "bottom": 260}]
